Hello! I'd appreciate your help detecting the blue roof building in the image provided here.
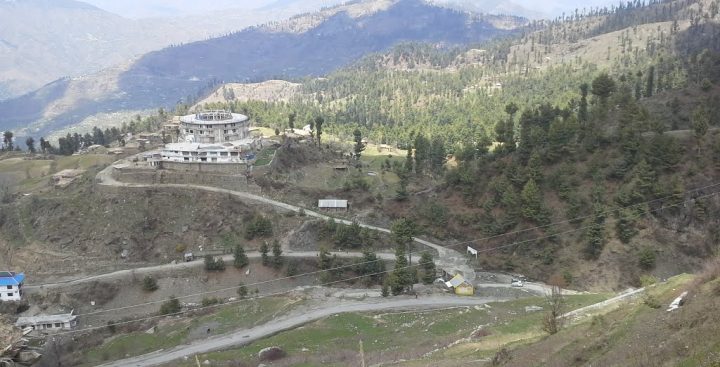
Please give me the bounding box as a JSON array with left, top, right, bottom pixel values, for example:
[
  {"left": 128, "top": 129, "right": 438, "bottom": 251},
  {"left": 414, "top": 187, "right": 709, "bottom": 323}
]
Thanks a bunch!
[{"left": 0, "top": 271, "right": 25, "bottom": 302}]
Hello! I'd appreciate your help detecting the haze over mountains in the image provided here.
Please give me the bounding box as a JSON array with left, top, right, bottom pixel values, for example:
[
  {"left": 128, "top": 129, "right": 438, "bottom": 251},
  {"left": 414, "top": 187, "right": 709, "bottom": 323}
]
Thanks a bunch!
[
  {"left": 0, "top": 0, "right": 347, "bottom": 100},
  {"left": 0, "top": 0, "right": 528, "bottom": 139}
]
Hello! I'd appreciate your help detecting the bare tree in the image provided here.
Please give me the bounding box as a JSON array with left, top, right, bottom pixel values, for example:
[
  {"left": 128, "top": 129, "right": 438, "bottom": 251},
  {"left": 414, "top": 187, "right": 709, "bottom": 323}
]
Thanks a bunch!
[{"left": 542, "top": 276, "right": 566, "bottom": 334}]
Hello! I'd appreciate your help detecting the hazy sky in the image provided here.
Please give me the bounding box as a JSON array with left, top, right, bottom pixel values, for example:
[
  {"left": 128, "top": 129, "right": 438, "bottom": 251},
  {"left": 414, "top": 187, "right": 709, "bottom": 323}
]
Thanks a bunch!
[{"left": 81, "top": 0, "right": 620, "bottom": 19}]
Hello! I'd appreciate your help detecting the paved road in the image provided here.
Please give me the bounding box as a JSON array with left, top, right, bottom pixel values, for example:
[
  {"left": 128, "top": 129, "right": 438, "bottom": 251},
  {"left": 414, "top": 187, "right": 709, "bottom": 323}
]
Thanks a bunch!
[
  {"left": 96, "top": 162, "right": 475, "bottom": 280},
  {"left": 24, "top": 251, "right": 396, "bottom": 289},
  {"left": 96, "top": 296, "right": 506, "bottom": 367}
]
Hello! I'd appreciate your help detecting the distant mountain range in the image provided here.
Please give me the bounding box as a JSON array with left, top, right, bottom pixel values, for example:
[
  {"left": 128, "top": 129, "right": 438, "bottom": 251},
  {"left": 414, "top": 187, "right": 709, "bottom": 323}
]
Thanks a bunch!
[
  {"left": 0, "top": 0, "right": 527, "bottom": 139},
  {"left": 0, "top": 0, "right": 345, "bottom": 100}
]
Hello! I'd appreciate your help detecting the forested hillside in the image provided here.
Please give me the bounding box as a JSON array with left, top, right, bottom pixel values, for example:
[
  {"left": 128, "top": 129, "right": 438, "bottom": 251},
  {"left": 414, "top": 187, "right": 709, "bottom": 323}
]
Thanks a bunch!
[
  {"left": 201, "top": 0, "right": 720, "bottom": 289},
  {"left": 0, "top": 0, "right": 526, "bottom": 140}
]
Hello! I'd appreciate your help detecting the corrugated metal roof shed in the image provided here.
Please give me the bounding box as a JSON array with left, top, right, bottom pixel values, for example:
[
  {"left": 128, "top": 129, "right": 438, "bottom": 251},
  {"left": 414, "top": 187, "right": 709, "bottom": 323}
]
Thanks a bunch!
[{"left": 318, "top": 199, "right": 348, "bottom": 208}]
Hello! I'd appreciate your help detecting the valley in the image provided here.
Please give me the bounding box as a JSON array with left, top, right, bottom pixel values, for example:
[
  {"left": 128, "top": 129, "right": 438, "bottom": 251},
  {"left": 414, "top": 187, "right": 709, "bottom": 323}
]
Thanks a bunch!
[{"left": 1, "top": 0, "right": 720, "bottom": 366}]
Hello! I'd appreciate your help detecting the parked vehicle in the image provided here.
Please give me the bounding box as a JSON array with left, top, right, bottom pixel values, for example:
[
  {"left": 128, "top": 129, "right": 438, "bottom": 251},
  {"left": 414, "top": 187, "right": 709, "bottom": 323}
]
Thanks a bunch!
[{"left": 511, "top": 279, "right": 524, "bottom": 287}]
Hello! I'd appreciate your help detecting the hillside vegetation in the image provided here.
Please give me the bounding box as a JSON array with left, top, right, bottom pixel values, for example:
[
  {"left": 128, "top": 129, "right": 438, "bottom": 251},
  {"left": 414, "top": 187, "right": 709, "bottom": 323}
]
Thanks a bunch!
[
  {"left": 199, "top": 0, "right": 720, "bottom": 290},
  {"left": 0, "top": 0, "right": 527, "bottom": 141}
]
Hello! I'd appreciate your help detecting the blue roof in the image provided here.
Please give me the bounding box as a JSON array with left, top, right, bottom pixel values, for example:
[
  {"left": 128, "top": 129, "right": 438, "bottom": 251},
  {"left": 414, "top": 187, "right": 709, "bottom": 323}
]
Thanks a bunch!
[{"left": 0, "top": 272, "right": 24, "bottom": 286}]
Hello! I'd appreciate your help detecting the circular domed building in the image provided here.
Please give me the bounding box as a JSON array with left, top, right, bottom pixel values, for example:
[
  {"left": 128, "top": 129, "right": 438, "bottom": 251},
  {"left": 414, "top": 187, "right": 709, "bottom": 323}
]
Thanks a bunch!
[
  {"left": 179, "top": 110, "right": 251, "bottom": 144},
  {"left": 160, "top": 110, "right": 258, "bottom": 165}
]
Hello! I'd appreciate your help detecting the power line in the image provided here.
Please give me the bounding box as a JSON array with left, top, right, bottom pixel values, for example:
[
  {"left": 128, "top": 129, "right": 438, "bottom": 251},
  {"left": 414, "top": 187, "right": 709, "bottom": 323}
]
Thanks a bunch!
[
  {"left": 66, "top": 185, "right": 720, "bottom": 322},
  {"left": 438, "top": 181, "right": 720, "bottom": 251}
]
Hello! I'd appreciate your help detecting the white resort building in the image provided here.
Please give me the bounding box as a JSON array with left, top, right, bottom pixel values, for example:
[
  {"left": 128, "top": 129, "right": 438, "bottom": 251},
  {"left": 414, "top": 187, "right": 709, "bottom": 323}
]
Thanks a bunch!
[{"left": 160, "top": 110, "right": 257, "bottom": 164}]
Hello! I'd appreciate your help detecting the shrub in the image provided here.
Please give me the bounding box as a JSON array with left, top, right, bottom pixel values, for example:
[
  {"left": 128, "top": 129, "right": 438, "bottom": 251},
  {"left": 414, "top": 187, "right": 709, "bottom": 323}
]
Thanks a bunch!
[
  {"left": 159, "top": 297, "right": 181, "bottom": 315},
  {"left": 245, "top": 215, "right": 273, "bottom": 240},
  {"left": 174, "top": 244, "right": 187, "bottom": 253},
  {"left": 204, "top": 256, "right": 226, "bottom": 271},
  {"left": 142, "top": 276, "right": 159, "bottom": 292},
  {"left": 238, "top": 283, "right": 248, "bottom": 299},
  {"left": 201, "top": 297, "right": 221, "bottom": 307},
  {"left": 638, "top": 247, "right": 656, "bottom": 270}
]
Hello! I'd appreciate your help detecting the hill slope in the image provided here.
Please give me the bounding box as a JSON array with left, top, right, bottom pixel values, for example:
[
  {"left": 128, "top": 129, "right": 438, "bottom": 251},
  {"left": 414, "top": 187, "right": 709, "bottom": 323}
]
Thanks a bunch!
[
  {"left": 0, "top": 0, "right": 345, "bottom": 101},
  {"left": 0, "top": 0, "right": 526, "bottom": 139}
]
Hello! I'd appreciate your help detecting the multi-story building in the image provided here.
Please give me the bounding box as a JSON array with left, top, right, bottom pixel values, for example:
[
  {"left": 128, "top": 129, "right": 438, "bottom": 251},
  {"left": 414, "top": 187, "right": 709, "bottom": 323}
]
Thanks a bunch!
[
  {"left": 0, "top": 271, "right": 25, "bottom": 302},
  {"left": 160, "top": 110, "right": 257, "bottom": 164}
]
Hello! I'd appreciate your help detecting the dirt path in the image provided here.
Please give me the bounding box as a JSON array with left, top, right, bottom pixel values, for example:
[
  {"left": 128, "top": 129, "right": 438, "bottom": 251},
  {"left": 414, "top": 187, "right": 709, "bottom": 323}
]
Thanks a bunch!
[
  {"left": 96, "top": 162, "right": 475, "bottom": 280},
  {"left": 96, "top": 296, "right": 507, "bottom": 367}
]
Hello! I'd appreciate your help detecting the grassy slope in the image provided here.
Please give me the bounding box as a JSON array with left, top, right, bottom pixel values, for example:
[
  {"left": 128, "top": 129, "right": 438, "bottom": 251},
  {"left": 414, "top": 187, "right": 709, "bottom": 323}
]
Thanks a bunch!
[
  {"left": 80, "top": 297, "right": 305, "bottom": 366},
  {"left": 164, "top": 293, "right": 608, "bottom": 367}
]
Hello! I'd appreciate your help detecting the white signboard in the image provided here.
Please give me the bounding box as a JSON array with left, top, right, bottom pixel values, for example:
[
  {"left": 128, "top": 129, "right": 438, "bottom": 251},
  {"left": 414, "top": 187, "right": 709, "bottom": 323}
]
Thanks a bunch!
[{"left": 467, "top": 246, "right": 478, "bottom": 258}]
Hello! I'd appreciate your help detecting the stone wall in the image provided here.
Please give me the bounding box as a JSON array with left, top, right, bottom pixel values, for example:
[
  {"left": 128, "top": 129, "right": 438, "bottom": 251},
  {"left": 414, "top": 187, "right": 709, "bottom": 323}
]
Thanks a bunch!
[
  {"left": 161, "top": 161, "right": 249, "bottom": 174},
  {"left": 111, "top": 167, "right": 258, "bottom": 193}
]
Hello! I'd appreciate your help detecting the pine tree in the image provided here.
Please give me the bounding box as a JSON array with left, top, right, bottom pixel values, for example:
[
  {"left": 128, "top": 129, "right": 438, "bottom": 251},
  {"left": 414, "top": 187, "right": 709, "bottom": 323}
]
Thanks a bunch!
[
  {"left": 392, "top": 244, "right": 412, "bottom": 294},
  {"left": 645, "top": 65, "right": 655, "bottom": 97},
  {"left": 271, "top": 239, "right": 283, "bottom": 268},
  {"left": 315, "top": 116, "right": 324, "bottom": 147},
  {"left": 233, "top": 244, "right": 248, "bottom": 268},
  {"left": 579, "top": 83, "right": 589, "bottom": 123},
  {"left": 418, "top": 252, "right": 436, "bottom": 285},
  {"left": 353, "top": 129, "right": 365, "bottom": 159},
  {"left": 521, "top": 179, "right": 545, "bottom": 223},
  {"left": 260, "top": 242, "right": 269, "bottom": 266},
  {"left": 584, "top": 204, "right": 606, "bottom": 259}
]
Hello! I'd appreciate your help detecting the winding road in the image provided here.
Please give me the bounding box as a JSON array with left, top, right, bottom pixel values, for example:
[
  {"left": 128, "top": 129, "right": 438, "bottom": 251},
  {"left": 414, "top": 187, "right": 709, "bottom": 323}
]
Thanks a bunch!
[
  {"left": 96, "top": 296, "right": 507, "bottom": 367},
  {"left": 96, "top": 162, "right": 475, "bottom": 281}
]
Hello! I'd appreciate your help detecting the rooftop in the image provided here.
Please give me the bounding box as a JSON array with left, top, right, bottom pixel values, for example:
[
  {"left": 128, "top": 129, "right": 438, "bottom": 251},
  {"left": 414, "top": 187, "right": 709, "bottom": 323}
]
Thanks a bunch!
[
  {"left": 0, "top": 272, "right": 24, "bottom": 286},
  {"left": 164, "top": 139, "right": 256, "bottom": 152},
  {"left": 16, "top": 312, "right": 76, "bottom": 326},
  {"left": 318, "top": 199, "right": 348, "bottom": 208},
  {"left": 179, "top": 110, "right": 248, "bottom": 125}
]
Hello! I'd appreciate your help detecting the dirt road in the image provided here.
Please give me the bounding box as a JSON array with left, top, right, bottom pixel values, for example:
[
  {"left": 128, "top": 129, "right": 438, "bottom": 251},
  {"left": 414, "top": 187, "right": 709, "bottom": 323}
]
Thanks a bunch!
[{"left": 96, "top": 296, "right": 507, "bottom": 367}]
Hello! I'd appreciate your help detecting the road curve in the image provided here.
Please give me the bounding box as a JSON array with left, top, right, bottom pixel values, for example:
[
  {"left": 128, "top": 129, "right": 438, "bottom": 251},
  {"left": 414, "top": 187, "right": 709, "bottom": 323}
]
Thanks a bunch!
[
  {"left": 96, "top": 296, "right": 506, "bottom": 367},
  {"left": 96, "top": 163, "right": 475, "bottom": 280}
]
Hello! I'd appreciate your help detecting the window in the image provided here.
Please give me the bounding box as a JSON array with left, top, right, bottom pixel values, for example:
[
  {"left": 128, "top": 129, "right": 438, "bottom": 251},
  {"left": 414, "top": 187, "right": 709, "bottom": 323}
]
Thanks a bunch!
[
  {"left": 6, "top": 293, "right": 12, "bottom": 297},
  {"left": 189, "top": 130, "right": 194, "bottom": 134},
  {"left": 6, "top": 285, "right": 11, "bottom": 289},
  {"left": 55, "top": 323, "right": 62, "bottom": 328},
  {"left": 183, "top": 157, "right": 189, "bottom": 161}
]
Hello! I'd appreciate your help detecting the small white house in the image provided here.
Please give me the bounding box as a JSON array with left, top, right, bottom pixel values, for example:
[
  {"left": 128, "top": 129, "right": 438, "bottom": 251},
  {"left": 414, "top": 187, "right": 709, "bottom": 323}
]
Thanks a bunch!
[
  {"left": 0, "top": 271, "right": 25, "bottom": 302},
  {"left": 16, "top": 311, "right": 78, "bottom": 332}
]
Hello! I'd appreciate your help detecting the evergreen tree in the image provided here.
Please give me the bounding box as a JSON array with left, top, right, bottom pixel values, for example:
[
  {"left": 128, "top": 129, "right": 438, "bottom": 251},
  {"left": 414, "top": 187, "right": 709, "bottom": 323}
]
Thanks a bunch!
[
  {"left": 353, "top": 129, "right": 365, "bottom": 159},
  {"left": 288, "top": 112, "right": 296, "bottom": 132},
  {"left": 429, "top": 137, "right": 447, "bottom": 174},
  {"left": 521, "top": 179, "right": 546, "bottom": 223},
  {"left": 692, "top": 106, "right": 710, "bottom": 151},
  {"left": 418, "top": 252, "right": 437, "bottom": 285},
  {"left": 391, "top": 244, "right": 412, "bottom": 294},
  {"left": 645, "top": 65, "right": 655, "bottom": 97},
  {"left": 404, "top": 146, "right": 414, "bottom": 172},
  {"left": 591, "top": 73, "right": 617, "bottom": 105},
  {"left": 2, "top": 131, "right": 13, "bottom": 151},
  {"left": 615, "top": 209, "right": 638, "bottom": 244},
  {"left": 233, "top": 244, "right": 248, "bottom": 268},
  {"left": 260, "top": 242, "right": 269, "bottom": 266},
  {"left": 579, "top": 83, "right": 589, "bottom": 123},
  {"left": 272, "top": 239, "right": 283, "bottom": 268},
  {"left": 315, "top": 116, "right": 324, "bottom": 147},
  {"left": 25, "top": 137, "right": 35, "bottom": 153},
  {"left": 391, "top": 218, "right": 417, "bottom": 270},
  {"left": 584, "top": 204, "right": 606, "bottom": 259}
]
